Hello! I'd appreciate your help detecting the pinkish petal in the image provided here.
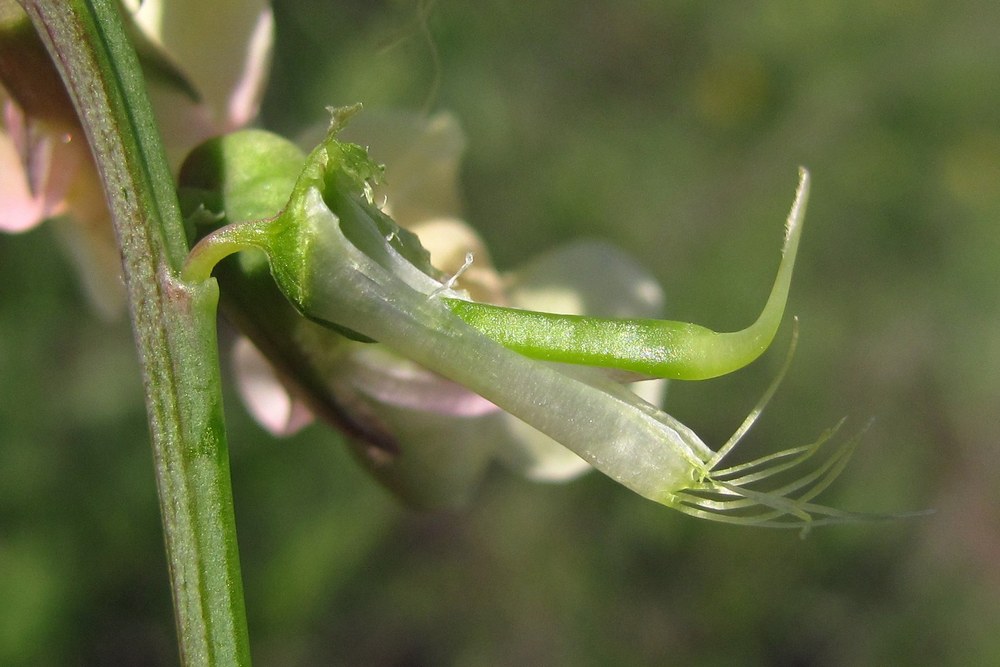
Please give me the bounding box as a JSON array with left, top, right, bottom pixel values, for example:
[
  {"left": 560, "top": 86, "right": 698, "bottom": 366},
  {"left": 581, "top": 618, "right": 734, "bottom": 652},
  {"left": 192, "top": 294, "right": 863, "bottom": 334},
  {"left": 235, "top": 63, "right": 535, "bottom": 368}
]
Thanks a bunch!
[
  {"left": 224, "top": 9, "right": 274, "bottom": 129},
  {"left": 343, "top": 345, "right": 500, "bottom": 418},
  {"left": 0, "top": 98, "right": 80, "bottom": 232},
  {"left": 233, "top": 336, "right": 315, "bottom": 436},
  {"left": 0, "top": 128, "right": 52, "bottom": 231}
]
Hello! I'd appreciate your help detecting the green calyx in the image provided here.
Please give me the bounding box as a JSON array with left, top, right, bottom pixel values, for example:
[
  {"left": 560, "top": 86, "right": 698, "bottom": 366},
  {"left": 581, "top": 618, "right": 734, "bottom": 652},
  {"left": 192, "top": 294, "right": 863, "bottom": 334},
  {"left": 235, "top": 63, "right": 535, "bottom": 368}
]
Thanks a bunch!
[
  {"left": 446, "top": 168, "right": 810, "bottom": 380},
  {"left": 181, "top": 109, "right": 809, "bottom": 384}
]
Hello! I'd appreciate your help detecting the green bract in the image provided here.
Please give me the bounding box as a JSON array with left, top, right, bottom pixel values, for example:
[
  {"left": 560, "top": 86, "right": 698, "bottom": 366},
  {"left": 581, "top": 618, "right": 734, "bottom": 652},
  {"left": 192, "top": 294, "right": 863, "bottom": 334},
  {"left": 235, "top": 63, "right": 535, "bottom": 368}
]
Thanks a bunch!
[{"left": 181, "top": 108, "right": 874, "bottom": 526}]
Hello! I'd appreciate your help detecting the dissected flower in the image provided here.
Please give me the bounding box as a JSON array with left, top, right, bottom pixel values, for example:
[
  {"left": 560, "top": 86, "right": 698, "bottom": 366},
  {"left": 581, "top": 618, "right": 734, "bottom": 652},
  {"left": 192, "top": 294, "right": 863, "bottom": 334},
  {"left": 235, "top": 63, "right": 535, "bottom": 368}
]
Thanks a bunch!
[
  {"left": 181, "top": 109, "right": 875, "bottom": 527},
  {"left": 0, "top": 0, "right": 273, "bottom": 315},
  {"left": 197, "top": 111, "right": 666, "bottom": 506}
]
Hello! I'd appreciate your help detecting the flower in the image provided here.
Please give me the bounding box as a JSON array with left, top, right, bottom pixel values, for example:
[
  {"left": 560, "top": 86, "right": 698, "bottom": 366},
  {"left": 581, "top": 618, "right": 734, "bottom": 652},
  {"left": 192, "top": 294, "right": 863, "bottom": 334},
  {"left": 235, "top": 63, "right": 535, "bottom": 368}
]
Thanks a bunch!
[
  {"left": 183, "top": 113, "right": 866, "bottom": 526},
  {"left": 225, "top": 111, "right": 667, "bottom": 507},
  {"left": 0, "top": 0, "right": 273, "bottom": 316}
]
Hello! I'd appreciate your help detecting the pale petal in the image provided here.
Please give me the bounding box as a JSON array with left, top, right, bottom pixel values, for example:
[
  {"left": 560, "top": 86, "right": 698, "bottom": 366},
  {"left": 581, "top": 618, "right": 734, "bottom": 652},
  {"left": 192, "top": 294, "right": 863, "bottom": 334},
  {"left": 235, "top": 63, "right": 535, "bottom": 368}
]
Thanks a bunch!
[
  {"left": 310, "top": 339, "right": 504, "bottom": 508},
  {"left": 1, "top": 96, "right": 127, "bottom": 314},
  {"left": 223, "top": 8, "right": 274, "bottom": 128},
  {"left": 0, "top": 126, "right": 51, "bottom": 231}
]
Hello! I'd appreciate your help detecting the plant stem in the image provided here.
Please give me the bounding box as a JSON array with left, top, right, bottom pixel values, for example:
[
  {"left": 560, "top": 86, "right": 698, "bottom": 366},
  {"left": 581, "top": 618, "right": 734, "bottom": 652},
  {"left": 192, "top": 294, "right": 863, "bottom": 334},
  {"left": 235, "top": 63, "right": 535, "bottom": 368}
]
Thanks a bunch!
[{"left": 17, "top": 1, "right": 250, "bottom": 663}]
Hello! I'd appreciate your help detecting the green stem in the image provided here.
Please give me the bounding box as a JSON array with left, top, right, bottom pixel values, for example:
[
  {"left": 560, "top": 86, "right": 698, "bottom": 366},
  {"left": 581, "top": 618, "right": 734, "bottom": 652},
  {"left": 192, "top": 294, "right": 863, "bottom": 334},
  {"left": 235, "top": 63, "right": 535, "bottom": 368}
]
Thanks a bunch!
[{"left": 17, "top": 1, "right": 250, "bottom": 663}]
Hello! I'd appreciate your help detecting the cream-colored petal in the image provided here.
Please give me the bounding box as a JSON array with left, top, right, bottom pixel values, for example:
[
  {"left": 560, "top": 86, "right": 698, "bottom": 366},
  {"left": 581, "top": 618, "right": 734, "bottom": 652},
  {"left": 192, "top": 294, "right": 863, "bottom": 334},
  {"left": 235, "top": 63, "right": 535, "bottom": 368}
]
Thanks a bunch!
[
  {"left": 128, "top": 0, "right": 274, "bottom": 132},
  {"left": 408, "top": 216, "right": 506, "bottom": 304},
  {"left": 337, "top": 110, "right": 466, "bottom": 228}
]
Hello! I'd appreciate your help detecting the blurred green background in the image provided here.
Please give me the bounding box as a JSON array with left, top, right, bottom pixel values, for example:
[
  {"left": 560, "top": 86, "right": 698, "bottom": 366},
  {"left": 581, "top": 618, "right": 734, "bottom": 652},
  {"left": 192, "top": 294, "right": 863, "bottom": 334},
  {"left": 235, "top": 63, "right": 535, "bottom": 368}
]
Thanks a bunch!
[{"left": 2, "top": 0, "right": 999, "bottom": 664}]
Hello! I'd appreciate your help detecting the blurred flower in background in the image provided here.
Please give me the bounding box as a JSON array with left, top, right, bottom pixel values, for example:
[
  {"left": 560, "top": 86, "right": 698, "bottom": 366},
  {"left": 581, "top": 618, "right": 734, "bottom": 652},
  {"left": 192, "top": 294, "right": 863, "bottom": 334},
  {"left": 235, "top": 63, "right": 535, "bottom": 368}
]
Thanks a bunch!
[{"left": 0, "top": 0, "right": 273, "bottom": 316}]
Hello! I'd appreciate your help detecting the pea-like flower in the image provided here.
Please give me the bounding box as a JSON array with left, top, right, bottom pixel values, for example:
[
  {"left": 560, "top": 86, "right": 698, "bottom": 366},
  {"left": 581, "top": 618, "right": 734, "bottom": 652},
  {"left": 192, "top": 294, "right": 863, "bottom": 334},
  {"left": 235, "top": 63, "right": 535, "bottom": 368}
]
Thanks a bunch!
[
  {"left": 184, "top": 111, "right": 666, "bottom": 507},
  {"left": 0, "top": 0, "right": 273, "bottom": 315},
  {"left": 182, "top": 108, "right": 876, "bottom": 527}
]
